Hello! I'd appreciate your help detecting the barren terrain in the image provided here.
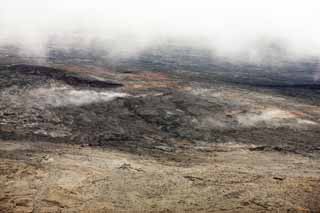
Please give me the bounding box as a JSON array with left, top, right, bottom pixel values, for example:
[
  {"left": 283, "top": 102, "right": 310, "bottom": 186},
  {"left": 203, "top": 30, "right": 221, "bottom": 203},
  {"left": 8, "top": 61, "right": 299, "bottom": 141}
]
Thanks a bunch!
[{"left": 0, "top": 45, "right": 320, "bottom": 212}]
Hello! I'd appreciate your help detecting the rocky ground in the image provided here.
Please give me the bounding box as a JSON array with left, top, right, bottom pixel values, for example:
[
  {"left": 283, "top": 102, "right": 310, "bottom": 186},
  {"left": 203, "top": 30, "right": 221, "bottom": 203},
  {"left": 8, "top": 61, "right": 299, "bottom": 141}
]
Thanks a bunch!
[
  {"left": 0, "top": 46, "right": 320, "bottom": 212},
  {"left": 1, "top": 140, "right": 320, "bottom": 212}
]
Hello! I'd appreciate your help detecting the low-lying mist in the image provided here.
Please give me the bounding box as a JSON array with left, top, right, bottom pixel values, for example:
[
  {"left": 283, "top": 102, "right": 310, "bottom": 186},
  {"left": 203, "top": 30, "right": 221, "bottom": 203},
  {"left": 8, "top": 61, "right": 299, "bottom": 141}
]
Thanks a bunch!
[{"left": 1, "top": 0, "right": 320, "bottom": 64}]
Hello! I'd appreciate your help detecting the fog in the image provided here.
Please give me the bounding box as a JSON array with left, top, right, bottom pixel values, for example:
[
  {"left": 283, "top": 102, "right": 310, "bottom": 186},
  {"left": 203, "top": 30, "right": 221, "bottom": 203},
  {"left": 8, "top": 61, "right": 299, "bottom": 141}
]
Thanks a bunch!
[
  {"left": 1, "top": 0, "right": 320, "bottom": 61},
  {"left": 28, "top": 87, "right": 128, "bottom": 107}
]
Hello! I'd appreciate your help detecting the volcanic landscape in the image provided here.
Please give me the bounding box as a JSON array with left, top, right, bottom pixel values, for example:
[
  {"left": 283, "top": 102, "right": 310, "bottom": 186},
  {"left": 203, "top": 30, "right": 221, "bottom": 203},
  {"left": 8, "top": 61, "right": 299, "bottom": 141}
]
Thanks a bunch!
[{"left": 0, "top": 44, "right": 320, "bottom": 212}]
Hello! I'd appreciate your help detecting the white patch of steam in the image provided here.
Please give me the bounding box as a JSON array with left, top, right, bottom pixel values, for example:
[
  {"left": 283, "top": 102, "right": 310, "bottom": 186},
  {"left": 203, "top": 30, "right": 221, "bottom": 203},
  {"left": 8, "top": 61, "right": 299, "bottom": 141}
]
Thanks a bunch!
[
  {"left": 196, "top": 107, "right": 318, "bottom": 130},
  {"left": 29, "top": 87, "right": 128, "bottom": 107},
  {"left": 237, "top": 109, "right": 294, "bottom": 126},
  {"left": 236, "top": 108, "right": 318, "bottom": 127}
]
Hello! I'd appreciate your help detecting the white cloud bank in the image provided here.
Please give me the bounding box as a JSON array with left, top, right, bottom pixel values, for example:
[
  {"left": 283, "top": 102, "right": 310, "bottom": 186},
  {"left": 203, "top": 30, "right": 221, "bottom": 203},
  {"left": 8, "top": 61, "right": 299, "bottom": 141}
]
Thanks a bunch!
[{"left": 1, "top": 0, "right": 320, "bottom": 60}]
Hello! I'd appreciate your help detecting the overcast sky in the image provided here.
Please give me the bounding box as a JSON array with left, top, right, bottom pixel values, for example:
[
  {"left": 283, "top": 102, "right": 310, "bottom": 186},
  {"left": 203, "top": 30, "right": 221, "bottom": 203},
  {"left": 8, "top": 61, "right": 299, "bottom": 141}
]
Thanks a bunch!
[{"left": 1, "top": 0, "right": 320, "bottom": 59}]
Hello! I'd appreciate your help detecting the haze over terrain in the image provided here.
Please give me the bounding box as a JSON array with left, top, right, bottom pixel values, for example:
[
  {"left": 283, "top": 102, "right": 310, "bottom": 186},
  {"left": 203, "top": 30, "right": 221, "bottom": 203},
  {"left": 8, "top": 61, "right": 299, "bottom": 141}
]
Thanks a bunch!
[{"left": 1, "top": 0, "right": 320, "bottom": 62}]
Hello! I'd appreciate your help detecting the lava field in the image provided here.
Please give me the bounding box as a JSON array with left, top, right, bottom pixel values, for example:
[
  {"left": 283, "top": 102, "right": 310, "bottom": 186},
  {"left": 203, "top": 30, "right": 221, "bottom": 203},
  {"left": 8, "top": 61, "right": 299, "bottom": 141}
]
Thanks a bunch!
[{"left": 0, "top": 46, "right": 320, "bottom": 212}]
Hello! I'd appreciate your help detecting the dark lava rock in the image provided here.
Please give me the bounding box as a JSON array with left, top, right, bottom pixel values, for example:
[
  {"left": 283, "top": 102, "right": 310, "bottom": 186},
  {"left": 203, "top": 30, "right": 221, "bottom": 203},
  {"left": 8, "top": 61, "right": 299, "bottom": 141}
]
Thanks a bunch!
[
  {"left": 1, "top": 64, "right": 320, "bottom": 158},
  {"left": 0, "top": 64, "right": 123, "bottom": 89}
]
